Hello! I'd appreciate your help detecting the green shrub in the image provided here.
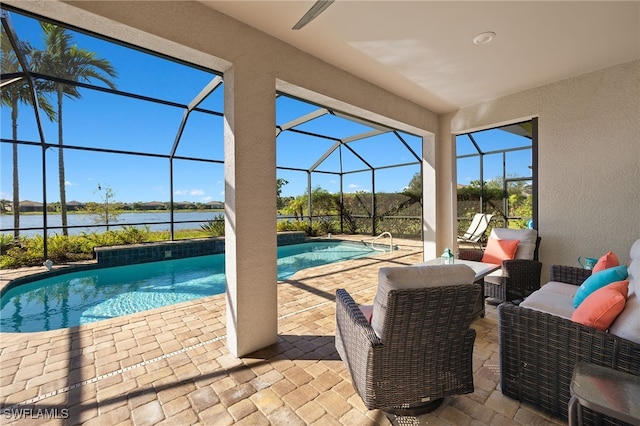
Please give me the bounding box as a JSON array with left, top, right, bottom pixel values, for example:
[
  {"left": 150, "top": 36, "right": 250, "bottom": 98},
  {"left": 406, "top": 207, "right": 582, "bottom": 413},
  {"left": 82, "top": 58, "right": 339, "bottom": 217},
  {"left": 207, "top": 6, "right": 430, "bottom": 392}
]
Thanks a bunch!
[
  {"left": 0, "top": 233, "right": 16, "bottom": 254},
  {"left": 47, "top": 234, "right": 76, "bottom": 261},
  {"left": 277, "top": 220, "right": 310, "bottom": 234},
  {"left": 173, "top": 230, "right": 208, "bottom": 240},
  {"left": 200, "top": 215, "right": 225, "bottom": 236},
  {"left": 0, "top": 246, "right": 37, "bottom": 268},
  {"left": 80, "top": 231, "right": 113, "bottom": 248},
  {"left": 312, "top": 217, "right": 337, "bottom": 236},
  {"left": 0, "top": 235, "right": 47, "bottom": 268},
  {"left": 116, "top": 225, "right": 151, "bottom": 244},
  {"left": 80, "top": 225, "right": 151, "bottom": 248}
]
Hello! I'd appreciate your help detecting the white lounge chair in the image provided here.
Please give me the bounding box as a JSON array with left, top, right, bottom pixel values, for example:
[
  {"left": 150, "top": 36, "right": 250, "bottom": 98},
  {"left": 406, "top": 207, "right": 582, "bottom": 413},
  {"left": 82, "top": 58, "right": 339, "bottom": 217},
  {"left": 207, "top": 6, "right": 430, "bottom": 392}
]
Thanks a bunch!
[{"left": 457, "top": 213, "right": 493, "bottom": 248}]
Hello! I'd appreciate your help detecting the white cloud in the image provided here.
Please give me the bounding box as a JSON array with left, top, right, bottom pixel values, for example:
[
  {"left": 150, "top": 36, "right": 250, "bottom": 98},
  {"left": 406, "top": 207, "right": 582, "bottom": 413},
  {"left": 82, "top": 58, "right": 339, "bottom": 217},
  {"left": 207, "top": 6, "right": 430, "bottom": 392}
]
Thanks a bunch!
[
  {"left": 175, "top": 189, "right": 205, "bottom": 196},
  {"left": 344, "top": 183, "right": 370, "bottom": 193}
]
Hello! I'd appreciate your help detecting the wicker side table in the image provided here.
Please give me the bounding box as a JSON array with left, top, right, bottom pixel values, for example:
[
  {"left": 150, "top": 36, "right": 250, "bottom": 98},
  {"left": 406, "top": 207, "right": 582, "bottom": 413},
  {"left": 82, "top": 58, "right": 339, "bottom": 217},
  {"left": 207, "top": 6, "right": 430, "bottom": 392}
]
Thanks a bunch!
[{"left": 568, "top": 362, "right": 640, "bottom": 425}]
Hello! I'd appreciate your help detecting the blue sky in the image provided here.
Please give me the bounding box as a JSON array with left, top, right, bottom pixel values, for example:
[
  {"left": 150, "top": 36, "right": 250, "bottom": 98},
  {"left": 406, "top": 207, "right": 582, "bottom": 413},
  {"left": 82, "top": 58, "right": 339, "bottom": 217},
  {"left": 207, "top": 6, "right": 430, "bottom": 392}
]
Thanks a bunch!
[{"left": 1, "top": 10, "right": 531, "bottom": 205}]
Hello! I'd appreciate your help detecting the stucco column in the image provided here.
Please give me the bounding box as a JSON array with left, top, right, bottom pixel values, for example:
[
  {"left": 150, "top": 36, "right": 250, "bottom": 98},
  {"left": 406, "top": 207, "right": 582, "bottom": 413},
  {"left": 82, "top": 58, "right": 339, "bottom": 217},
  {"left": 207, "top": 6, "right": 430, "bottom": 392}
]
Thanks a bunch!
[
  {"left": 422, "top": 133, "right": 437, "bottom": 260},
  {"left": 434, "top": 114, "right": 457, "bottom": 254},
  {"left": 224, "top": 62, "right": 278, "bottom": 357}
]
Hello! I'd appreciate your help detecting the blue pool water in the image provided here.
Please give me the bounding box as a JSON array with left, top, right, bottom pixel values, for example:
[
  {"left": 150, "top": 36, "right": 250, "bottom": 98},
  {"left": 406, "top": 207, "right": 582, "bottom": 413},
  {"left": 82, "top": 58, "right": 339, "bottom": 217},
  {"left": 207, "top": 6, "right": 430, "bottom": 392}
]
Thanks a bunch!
[{"left": 0, "top": 241, "right": 381, "bottom": 332}]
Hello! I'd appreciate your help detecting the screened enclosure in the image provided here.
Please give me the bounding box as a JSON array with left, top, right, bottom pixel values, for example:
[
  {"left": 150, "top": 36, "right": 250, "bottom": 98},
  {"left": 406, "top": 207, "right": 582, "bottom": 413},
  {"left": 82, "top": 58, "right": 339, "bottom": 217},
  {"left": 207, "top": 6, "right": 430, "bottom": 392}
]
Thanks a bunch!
[
  {"left": 0, "top": 7, "right": 423, "bottom": 262},
  {"left": 456, "top": 119, "right": 537, "bottom": 238}
]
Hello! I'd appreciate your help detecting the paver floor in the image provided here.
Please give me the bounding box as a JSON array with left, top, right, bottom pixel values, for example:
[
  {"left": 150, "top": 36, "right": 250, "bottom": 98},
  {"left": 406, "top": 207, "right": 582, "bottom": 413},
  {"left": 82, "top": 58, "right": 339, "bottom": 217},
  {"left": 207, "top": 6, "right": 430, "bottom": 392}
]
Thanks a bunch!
[{"left": 0, "top": 236, "right": 565, "bottom": 425}]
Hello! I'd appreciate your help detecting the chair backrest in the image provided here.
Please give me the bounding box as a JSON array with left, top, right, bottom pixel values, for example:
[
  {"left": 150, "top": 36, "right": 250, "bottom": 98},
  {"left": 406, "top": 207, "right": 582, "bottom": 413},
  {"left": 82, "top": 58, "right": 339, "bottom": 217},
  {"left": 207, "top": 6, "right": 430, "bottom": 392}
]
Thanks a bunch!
[
  {"left": 379, "top": 285, "right": 480, "bottom": 350},
  {"left": 371, "top": 264, "right": 476, "bottom": 338},
  {"left": 489, "top": 228, "right": 539, "bottom": 260},
  {"left": 460, "top": 213, "right": 493, "bottom": 242}
]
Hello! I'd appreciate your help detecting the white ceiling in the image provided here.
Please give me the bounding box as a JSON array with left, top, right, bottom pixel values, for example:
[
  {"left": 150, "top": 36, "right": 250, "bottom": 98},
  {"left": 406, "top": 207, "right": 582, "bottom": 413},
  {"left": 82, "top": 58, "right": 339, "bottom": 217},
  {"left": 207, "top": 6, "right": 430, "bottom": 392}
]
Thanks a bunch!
[{"left": 202, "top": 1, "right": 640, "bottom": 113}]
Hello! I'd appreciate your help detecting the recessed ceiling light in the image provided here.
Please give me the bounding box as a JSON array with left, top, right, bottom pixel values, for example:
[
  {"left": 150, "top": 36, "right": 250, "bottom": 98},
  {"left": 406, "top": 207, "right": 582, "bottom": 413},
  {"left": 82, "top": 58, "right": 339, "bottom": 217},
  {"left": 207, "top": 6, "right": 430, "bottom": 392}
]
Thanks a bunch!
[{"left": 473, "top": 31, "right": 496, "bottom": 45}]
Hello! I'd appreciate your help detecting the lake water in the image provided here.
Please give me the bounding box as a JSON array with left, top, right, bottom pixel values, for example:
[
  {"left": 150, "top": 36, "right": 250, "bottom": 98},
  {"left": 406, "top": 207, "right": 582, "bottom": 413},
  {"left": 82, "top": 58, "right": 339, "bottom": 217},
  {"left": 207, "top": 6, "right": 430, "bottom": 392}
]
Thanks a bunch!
[{"left": 0, "top": 211, "right": 226, "bottom": 237}]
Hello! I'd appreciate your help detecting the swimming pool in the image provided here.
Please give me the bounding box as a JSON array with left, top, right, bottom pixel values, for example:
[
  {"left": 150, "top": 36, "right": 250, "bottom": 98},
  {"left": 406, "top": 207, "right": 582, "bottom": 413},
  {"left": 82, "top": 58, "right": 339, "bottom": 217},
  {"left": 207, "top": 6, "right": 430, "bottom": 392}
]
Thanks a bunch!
[{"left": 0, "top": 241, "right": 383, "bottom": 332}]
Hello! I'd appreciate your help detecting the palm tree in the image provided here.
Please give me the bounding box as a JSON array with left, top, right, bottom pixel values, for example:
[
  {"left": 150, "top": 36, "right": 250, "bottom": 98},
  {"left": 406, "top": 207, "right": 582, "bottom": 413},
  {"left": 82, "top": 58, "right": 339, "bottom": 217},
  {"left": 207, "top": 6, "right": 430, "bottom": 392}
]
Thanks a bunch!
[
  {"left": 30, "top": 22, "right": 117, "bottom": 236},
  {"left": 1, "top": 30, "right": 55, "bottom": 240},
  {"left": 284, "top": 195, "right": 307, "bottom": 221}
]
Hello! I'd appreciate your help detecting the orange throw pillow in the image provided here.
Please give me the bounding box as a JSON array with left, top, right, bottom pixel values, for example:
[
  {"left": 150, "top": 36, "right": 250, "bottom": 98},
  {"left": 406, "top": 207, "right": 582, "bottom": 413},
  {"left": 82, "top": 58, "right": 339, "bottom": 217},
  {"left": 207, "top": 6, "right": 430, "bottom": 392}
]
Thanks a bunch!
[
  {"left": 571, "top": 280, "right": 629, "bottom": 331},
  {"left": 592, "top": 251, "right": 620, "bottom": 273},
  {"left": 481, "top": 239, "right": 520, "bottom": 264}
]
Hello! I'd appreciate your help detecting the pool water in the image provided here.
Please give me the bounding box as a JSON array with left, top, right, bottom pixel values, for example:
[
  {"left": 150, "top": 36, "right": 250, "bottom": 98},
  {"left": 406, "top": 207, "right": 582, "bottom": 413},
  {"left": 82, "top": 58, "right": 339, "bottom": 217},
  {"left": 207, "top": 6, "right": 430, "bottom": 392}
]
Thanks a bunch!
[{"left": 0, "top": 241, "right": 382, "bottom": 332}]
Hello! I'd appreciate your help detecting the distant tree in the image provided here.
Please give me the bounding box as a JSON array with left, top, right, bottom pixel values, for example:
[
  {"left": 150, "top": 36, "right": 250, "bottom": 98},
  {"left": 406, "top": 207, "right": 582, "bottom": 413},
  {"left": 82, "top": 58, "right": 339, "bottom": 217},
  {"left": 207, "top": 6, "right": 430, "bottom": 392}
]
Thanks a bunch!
[
  {"left": 1, "top": 31, "right": 55, "bottom": 239},
  {"left": 276, "top": 178, "right": 288, "bottom": 210},
  {"left": 282, "top": 187, "right": 339, "bottom": 220},
  {"left": 457, "top": 175, "right": 532, "bottom": 228},
  {"left": 31, "top": 22, "right": 117, "bottom": 236},
  {"left": 404, "top": 172, "right": 422, "bottom": 196},
  {"left": 86, "top": 184, "right": 122, "bottom": 231},
  {"left": 283, "top": 195, "right": 306, "bottom": 220},
  {"left": 397, "top": 172, "right": 422, "bottom": 211},
  {"left": 458, "top": 179, "right": 502, "bottom": 201},
  {"left": 309, "top": 187, "right": 338, "bottom": 217}
]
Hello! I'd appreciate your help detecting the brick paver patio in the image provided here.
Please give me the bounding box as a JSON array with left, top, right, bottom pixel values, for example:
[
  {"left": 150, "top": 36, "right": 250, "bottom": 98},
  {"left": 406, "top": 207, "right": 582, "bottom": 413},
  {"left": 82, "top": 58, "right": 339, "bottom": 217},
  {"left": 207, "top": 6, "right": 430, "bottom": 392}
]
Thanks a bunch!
[{"left": 0, "top": 237, "right": 564, "bottom": 425}]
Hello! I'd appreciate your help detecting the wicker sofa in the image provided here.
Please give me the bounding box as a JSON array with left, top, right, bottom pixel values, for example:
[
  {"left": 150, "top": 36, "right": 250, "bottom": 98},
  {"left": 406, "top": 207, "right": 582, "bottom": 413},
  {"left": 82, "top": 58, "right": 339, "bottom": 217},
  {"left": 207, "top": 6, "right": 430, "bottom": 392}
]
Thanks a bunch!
[{"left": 499, "top": 239, "right": 640, "bottom": 424}]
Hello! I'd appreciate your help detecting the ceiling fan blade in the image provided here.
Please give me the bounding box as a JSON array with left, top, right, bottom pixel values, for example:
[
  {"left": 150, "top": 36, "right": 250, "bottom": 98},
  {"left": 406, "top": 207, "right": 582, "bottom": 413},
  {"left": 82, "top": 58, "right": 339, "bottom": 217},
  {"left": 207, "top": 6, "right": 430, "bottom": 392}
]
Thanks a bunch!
[{"left": 292, "top": 0, "right": 335, "bottom": 30}]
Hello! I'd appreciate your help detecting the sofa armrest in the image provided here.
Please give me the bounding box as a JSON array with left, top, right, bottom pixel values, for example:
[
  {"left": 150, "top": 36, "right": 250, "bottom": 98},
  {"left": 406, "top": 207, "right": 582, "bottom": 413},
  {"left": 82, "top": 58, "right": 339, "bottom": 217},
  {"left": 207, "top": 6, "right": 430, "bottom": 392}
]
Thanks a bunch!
[
  {"left": 500, "top": 259, "right": 542, "bottom": 299},
  {"left": 549, "top": 265, "right": 592, "bottom": 286},
  {"left": 499, "top": 302, "right": 640, "bottom": 422}
]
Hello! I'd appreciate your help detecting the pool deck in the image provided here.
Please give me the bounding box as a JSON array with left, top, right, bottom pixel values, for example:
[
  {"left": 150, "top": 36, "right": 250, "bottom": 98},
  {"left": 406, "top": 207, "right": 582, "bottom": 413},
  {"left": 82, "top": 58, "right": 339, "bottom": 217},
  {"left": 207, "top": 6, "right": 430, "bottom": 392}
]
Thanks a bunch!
[{"left": 0, "top": 236, "right": 564, "bottom": 425}]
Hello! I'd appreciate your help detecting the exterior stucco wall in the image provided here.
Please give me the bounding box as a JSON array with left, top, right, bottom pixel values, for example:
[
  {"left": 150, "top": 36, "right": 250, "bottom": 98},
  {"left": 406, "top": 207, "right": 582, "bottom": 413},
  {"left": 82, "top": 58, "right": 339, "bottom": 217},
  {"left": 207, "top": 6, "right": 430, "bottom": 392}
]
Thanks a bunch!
[{"left": 449, "top": 60, "right": 640, "bottom": 277}]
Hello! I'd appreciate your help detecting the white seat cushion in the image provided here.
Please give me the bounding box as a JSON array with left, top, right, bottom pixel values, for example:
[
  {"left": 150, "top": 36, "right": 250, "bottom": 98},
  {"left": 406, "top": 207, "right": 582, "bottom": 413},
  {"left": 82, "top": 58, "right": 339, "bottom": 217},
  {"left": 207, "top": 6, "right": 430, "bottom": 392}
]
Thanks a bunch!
[
  {"left": 371, "top": 264, "right": 475, "bottom": 338},
  {"left": 520, "top": 283, "right": 577, "bottom": 319},
  {"left": 539, "top": 281, "right": 581, "bottom": 298}
]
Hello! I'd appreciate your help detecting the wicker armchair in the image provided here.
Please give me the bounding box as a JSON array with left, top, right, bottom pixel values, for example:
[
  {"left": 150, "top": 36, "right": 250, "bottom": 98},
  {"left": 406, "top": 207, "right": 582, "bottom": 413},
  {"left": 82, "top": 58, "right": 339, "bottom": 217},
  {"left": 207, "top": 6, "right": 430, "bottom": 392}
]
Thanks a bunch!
[
  {"left": 499, "top": 265, "right": 640, "bottom": 424},
  {"left": 459, "top": 232, "right": 542, "bottom": 303},
  {"left": 335, "top": 264, "right": 481, "bottom": 415}
]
